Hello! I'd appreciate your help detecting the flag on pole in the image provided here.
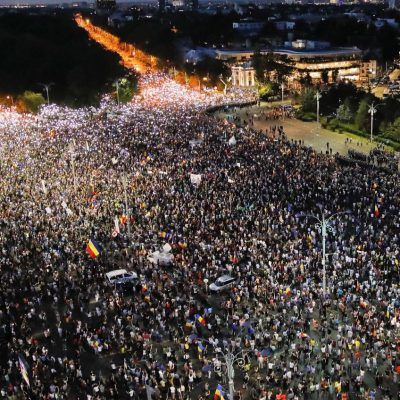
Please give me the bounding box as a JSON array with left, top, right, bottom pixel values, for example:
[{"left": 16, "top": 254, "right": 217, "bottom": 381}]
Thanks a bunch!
[
  {"left": 197, "top": 342, "right": 205, "bottom": 353},
  {"left": 214, "top": 384, "right": 226, "bottom": 400},
  {"left": 86, "top": 238, "right": 102, "bottom": 259}
]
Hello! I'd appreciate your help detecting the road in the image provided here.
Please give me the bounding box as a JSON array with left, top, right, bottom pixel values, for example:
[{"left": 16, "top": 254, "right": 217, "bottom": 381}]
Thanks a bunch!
[{"left": 75, "top": 14, "right": 155, "bottom": 73}]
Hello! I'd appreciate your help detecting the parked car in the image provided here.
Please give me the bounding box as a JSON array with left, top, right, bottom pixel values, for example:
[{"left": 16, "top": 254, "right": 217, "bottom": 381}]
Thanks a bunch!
[
  {"left": 209, "top": 275, "right": 237, "bottom": 292},
  {"left": 105, "top": 269, "right": 138, "bottom": 287}
]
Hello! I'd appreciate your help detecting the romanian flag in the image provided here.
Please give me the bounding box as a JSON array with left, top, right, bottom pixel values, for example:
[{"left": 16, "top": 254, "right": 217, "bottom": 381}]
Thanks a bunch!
[
  {"left": 374, "top": 204, "right": 380, "bottom": 218},
  {"left": 197, "top": 342, "right": 205, "bottom": 353},
  {"left": 196, "top": 314, "right": 206, "bottom": 326},
  {"left": 214, "top": 384, "right": 225, "bottom": 400},
  {"left": 178, "top": 241, "right": 188, "bottom": 249},
  {"left": 86, "top": 238, "right": 102, "bottom": 259}
]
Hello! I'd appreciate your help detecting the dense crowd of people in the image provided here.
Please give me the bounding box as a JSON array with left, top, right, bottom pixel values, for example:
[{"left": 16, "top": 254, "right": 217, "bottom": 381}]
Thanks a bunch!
[{"left": 0, "top": 73, "right": 399, "bottom": 400}]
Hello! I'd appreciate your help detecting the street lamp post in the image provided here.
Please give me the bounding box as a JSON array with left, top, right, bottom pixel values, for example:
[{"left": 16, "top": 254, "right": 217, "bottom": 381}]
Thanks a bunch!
[
  {"left": 368, "top": 102, "right": 378, "bottom": 142},
  {"left": 297, "top": 208, "right": 350, "bottom": 296},
  {"left": 315, "top": 90, "right": 322, "bottom": 125},
  {"left": 39, "top": 83, "right": 54, "bottom": 105},
  {"left": 121, "top": 174, "right": 131, "bottom": 238},
  {"left": 115, "top": 80, "right": 120, "bottom": 106},
  {"left": 280, "top": 82, "right": 284, "bottom": 104},
  {"left": 212, "top": 346, "right": 247, "bottom": 399},
  {"left": 69, "top": 140, "right": 77, "bottom": 193},
  {"left": 219, "top": 74, "right": 227, "bottom": 95}
]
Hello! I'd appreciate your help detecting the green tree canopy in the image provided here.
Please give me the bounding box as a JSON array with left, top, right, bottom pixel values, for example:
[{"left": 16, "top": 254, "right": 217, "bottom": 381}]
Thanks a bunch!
[
  {"left": 355, "top": 98, "right": 370, "bottom": 131},
  {"left": 299, "top": 87, "right": 316, "bottom": 113},
  {"left": 382, "top": 117, "right": 400, "bottom": 143},
  {"left": 19, "top": 91, "right": 45, "bottom": 113}
]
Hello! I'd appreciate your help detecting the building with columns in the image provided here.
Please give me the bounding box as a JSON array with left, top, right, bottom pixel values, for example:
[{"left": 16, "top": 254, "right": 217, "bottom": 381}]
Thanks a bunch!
[{"left": 231, "top": 62, "right": 256, "bottom": 87}]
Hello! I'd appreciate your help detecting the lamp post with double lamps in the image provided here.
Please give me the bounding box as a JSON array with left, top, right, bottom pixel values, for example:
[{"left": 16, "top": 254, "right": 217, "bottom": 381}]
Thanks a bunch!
[
  {"left": 297, "top": 207, "right": 351, "bottom": 297},
  {"left": 196, "top": 326, "right": 254, "bottom": 399},
  {"left": 368, "top": 102, "right": 382, "bottom": 142}
]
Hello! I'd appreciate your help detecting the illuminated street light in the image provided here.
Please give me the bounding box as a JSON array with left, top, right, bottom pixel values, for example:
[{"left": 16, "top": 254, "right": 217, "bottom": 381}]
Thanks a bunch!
[
  {"left": 368, "top": 102, "right": 382, "bottom": 142},
  {"left": 6, "top": 95, "right": 14, "bottom": 107}
]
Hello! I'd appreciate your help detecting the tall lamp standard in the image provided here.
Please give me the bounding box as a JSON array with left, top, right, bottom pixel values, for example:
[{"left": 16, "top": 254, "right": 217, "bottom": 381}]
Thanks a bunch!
[
  {"left": 368, "top": 102, "right": 381, "bottom": 142},
  {"left": 38, "top": 83, "right": 54, "bottom": 105},
  {"left": 219, "top": 74, "right": 228, "bottom": 95},
  {"left": 68, "top": 140, "right": 77, "bottom": 193},
  {"left": 315, "top": 90, "right": 322, "bottom": 125},
  {"left": 297, "top": 207, "right": 350, "bottom": 297},
  {"left": 121, "top": 174, "right": 131, "bottom": 238},
  {"left": 196, "top": 336, "right": 250, "bottom": 399},
  {"left": 114, "top": 80, "right": 120, "bottom": 106}
]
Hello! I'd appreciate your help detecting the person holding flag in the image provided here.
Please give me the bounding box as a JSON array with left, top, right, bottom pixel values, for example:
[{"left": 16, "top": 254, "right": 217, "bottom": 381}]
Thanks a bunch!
[
  {"left": 214, "top": 384, "right": 226, "bottom": 400},
  {"left": 86, "top": 238, "right": 103, "bottom": 259}
]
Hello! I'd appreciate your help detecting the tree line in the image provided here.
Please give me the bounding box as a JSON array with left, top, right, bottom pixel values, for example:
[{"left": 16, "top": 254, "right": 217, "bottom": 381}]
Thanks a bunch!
[{"left": 0, "top": 11, "right": 131, "bottom": 109}]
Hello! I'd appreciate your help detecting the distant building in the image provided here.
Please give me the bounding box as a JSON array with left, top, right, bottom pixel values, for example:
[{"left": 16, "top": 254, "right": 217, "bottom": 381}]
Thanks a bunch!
[
  {"left": 359, "top": 60, "right": 377, "bottom": 83},
  {"left": 96, "top": 0, "right": 116, "bottom": 10},
  {"left": 232, "top": 19, "right": 265, "bottom": 36},
  {"left": 231, "top": 62, "right": 256, "bottom": 87},
  {"left": 216, "top": 40, "right": 365, "bottom": 84},
  {"left": 172, "top": 0, "right": 185, "bottom": 7},
  {"left": 274, "top": 21, "right": 296, "bottom": 31}
]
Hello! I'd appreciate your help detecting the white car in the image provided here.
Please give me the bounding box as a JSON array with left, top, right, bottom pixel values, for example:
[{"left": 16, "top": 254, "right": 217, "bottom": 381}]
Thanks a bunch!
[
  {"left": 209, "top": 275, "right": 237, "bottom": 292},
  {"left": 105, "top": 269, "right": 138, "bottom": 287}
]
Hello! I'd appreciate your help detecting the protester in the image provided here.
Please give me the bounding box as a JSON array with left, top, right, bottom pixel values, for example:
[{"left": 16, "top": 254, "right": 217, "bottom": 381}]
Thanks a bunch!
[{"left": 0, "top": 73, "right": 398, "bottom": 400}]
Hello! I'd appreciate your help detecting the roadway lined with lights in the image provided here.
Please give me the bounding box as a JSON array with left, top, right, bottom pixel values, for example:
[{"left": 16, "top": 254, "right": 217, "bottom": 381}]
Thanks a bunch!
[{"left": 75, "top": 14, "right": 157, "bottom": 74}]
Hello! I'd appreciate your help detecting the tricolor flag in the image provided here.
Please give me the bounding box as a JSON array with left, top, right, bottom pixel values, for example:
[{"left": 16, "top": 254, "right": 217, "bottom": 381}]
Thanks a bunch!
[
  {"left": 195, "top": 314, "right": 206, "bottom": 326},
  {"left": 214, "top": 384, "right": 226, "bottom": 400},
  {"left": 197, "top": 342, "right": 205, "bottom": 353},
  {"left": 86, "top": 238, "right": 102, "bottom": 259}
]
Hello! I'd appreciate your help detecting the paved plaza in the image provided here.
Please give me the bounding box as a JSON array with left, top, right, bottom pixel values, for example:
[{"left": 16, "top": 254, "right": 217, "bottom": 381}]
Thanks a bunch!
[{"left": 217, "top": 104, "right": 390, "bottom": 157}]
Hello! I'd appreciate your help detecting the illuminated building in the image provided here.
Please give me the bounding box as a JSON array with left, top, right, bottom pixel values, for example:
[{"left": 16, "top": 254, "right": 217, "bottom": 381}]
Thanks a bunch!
[{"left": 231, "top": 62, "right": 256, "bottom": 87}]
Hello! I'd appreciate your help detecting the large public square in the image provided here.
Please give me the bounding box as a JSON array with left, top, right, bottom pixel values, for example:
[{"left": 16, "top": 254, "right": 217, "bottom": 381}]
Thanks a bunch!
[{"left": 0, "top": 70, "right": 399, "bottom": 400}]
